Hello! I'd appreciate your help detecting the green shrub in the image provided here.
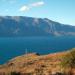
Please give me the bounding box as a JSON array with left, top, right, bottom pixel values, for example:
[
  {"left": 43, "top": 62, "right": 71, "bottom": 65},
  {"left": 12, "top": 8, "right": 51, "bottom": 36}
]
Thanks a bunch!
[
  {"left": 61, "top": 48, "right": 75, "bottom": 75},
  {"left": 61, "top": 48, "right": 75, "bottom": 68}
]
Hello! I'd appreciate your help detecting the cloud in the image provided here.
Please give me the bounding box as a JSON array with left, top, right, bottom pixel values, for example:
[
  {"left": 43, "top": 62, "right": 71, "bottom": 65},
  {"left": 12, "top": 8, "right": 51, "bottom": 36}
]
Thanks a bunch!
[
  {"left": 30, "top": 1, "right": 44, "bottom": 7},
  {"left": 19, "top": 1, "right": 45, "bottom": 12},
  {"left": 19, "top": 6, "right": 30, "bottom": 12}
]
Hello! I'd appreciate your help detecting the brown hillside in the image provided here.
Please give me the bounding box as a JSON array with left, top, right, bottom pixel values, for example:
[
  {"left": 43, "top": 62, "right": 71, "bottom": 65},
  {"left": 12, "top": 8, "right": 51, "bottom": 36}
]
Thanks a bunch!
[{"left": 0, "top": 52, "right": 67, "bottom": 75}]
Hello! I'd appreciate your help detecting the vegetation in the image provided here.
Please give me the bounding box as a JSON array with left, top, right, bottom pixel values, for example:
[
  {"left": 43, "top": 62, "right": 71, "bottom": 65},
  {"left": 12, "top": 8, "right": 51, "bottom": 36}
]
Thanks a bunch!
[
  {"left": 61, "top": 48, "right": 75, "bottom": 75},
  {"left": 1, "top": 48, "right": 75, "bottom": 75},
  {"left": 10, "top": 71, "right": 21, "bottom": 75}
]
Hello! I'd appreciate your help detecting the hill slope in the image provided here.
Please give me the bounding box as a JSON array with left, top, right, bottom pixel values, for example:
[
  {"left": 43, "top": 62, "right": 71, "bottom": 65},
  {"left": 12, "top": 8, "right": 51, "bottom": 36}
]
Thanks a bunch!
[
  {"left": 0, "top": 16, "right": 75, "bottom": 37},
  {"left": 0, "top": 52, "right": 67, "bottom": 75}
]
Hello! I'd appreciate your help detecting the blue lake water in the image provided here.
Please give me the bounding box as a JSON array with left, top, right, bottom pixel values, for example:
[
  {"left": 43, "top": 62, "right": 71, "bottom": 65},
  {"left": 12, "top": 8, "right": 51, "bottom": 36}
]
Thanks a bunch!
[{"left": 0, "top": 36, "right": 75, "bottom": 64}]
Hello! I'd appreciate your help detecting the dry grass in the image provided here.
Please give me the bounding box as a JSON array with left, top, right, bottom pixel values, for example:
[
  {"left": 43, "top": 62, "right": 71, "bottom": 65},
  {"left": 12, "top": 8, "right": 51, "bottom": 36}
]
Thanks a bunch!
[{"left": 0, "top": 52, "right": 69, "bottom": 75}]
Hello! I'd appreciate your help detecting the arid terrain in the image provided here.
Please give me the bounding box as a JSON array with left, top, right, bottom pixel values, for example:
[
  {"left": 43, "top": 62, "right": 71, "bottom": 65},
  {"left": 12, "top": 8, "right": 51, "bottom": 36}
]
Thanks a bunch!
[
  {"left": 0, "top": 48, "right": 75, "bottom": 75},
  {"left": 0, "top": 51, "right": 68, "bottom": 75}
]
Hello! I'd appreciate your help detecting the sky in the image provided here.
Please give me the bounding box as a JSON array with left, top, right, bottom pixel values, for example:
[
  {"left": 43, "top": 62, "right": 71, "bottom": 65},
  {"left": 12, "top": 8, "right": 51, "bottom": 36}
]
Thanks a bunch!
[{"left": 0, "top": 0, "right": 75, "bottom": 25}]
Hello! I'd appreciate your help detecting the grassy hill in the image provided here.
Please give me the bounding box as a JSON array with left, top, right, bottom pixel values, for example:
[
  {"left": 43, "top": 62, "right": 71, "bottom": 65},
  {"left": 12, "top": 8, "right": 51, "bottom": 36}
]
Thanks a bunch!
[{"left": 0, "top": 49, "right": 75, "bottom": 75}]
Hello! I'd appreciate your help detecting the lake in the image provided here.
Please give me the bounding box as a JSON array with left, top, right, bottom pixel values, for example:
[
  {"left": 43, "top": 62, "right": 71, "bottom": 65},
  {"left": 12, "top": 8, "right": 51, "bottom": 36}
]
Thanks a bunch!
[{"left": 0, "top": 36, "right": 75, "bottom": 64}]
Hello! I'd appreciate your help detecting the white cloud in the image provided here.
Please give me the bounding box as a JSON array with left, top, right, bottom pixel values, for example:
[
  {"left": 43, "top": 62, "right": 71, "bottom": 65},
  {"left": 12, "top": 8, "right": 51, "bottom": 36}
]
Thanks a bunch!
[
  {"left": 30, "top": 1, "right": 44, "bottom": 7},
  {"left": 19, "top": 6, "right": 30, "bottom": 12},
  {"left": 19, "top": 1, "right": 45, "bottom": 12}
]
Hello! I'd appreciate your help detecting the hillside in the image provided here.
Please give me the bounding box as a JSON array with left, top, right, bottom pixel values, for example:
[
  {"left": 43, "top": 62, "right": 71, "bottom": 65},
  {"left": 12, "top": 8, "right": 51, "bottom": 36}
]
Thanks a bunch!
[
  {"left": 0, "top": 16, "right": 75, "bottom": 37},
  {"left": 1, "top": 48, "right": 75, "bottom": 75},
  {"left": 0, "top": 51, "right": 67, "bottom": 75}
]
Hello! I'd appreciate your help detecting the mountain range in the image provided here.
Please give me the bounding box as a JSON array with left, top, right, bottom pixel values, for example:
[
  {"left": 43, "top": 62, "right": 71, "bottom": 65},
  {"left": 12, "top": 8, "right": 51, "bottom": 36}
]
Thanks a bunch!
[{"left": 0, "top": 16, "right": 75, "bottom": 37}]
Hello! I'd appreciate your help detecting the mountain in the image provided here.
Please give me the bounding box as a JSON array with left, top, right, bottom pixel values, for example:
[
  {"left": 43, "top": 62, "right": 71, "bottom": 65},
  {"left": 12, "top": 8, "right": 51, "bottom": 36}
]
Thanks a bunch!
[{"left": 0, "top": 16, "right": 75, "bottom": 37}]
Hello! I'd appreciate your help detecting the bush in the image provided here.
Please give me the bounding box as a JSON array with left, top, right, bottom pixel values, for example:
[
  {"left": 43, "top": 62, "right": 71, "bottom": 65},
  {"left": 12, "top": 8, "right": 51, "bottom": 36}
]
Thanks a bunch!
[
  {"left": 61, "top": 48, "right": 75, "bottom": 75},
  {"left": 10, "top": 71, "right": 21, "bottom": 75},
  {"left": 61, "top": 48, "right": 75, "bottom": 68}
]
